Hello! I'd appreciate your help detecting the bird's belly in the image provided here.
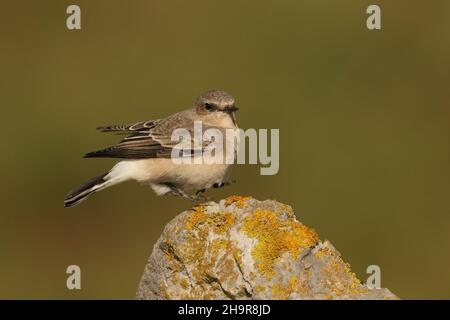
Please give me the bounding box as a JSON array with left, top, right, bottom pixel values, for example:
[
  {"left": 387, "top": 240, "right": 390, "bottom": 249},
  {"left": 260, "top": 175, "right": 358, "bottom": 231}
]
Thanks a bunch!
[
  {"left": 134, "top": 158, "right": 231, "bottom": 191},
  {"left": 168, "top": 162, "right": 232, "bottom": 191}
]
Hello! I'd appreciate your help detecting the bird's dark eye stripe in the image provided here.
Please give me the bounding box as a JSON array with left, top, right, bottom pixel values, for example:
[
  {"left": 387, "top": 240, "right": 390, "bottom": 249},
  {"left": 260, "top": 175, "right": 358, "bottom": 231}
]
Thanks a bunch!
[{"left": 204, "top": 103, "right": 215, "bottom": 110}]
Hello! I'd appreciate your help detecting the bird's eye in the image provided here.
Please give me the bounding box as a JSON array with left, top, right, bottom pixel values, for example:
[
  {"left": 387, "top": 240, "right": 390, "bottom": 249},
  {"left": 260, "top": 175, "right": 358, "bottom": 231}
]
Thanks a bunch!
[{"left": 204, "top": 103, "right": 215, "bottom": 111}]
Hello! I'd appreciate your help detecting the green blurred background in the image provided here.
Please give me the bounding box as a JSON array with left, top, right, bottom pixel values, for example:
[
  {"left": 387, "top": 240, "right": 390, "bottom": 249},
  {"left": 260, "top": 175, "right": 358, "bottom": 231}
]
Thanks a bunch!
[{"left": 1, "top": 0, "right": 449, "bottom": 299}]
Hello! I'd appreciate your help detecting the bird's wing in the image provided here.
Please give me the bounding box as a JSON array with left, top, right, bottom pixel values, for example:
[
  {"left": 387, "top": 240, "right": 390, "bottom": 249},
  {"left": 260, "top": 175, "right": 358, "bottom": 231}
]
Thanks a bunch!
[
  {"left": 96, "top": 119, "right": 159, "bottom": 133},
  {"left": 85, "top": 112, "right": 219, "bottom": 159}
]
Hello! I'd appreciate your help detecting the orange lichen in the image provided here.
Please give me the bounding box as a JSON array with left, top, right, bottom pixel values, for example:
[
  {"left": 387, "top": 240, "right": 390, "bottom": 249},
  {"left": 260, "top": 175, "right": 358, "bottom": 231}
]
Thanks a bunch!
[
  {"left": 225, "top": 195, "right": 252, "bottom": 208},
  {"left": 185, "top": 206, "right": 208, "bottom": 231},
  {"left": 241, "top": 209, "right": 319, "bottom": 279}
]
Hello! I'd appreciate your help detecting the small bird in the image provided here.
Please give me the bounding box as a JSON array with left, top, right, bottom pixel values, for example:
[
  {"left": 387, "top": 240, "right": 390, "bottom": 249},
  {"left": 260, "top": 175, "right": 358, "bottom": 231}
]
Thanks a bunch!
[{"left": 64, "top": 90, "right": 239, "bottom": 208}]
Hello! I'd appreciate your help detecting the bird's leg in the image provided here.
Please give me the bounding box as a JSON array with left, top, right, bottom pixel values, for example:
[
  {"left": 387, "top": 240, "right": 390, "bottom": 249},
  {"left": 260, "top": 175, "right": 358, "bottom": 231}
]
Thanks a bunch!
[
  {"left": 163, "top": 183, "right": 193, "bottom": 199},
  {"left": 193, "top": 189, "right": 209, "bottom": 202},
  {"left": 163, "top": 183, "right": 209, "bottom": 202}
]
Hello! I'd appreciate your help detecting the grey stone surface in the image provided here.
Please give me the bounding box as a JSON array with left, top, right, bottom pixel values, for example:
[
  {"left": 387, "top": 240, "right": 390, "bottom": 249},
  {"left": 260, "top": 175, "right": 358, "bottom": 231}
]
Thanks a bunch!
[{"left": 137, "top": 196, "right": 398, "bottom": 300}]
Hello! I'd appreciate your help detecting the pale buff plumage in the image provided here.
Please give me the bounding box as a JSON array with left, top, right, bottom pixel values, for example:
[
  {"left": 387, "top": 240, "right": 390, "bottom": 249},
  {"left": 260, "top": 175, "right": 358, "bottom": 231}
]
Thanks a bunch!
[{"left": 64, "top": 90, "right": 238, "bottom": 207}]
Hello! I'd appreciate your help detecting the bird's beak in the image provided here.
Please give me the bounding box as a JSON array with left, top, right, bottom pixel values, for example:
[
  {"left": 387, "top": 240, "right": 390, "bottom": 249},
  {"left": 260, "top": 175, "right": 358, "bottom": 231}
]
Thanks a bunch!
[{"left": 223, "top": 106, "right": 239, "bottom": 113}]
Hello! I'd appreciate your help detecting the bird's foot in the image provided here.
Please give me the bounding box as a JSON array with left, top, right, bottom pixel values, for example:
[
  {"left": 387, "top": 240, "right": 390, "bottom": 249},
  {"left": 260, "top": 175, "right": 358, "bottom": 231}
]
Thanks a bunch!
[
  {"left": 191, "top": 192, "right": 210, "bottom": 202},
  {"left": 163, "top": 183, "right": 210, "bottom": 202}
]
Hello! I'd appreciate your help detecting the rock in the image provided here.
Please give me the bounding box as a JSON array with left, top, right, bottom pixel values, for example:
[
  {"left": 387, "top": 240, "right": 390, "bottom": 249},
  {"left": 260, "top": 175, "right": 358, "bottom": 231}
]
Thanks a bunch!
[{"left": 136, "top": 196, "right": 398, "bottom": 300}]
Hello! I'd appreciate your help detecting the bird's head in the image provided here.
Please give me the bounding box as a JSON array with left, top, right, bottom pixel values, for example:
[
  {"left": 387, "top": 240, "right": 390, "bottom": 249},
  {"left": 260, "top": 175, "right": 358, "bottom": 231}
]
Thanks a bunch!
[{"left": 194, "top": 90, "right": 238, "bottom": 118}]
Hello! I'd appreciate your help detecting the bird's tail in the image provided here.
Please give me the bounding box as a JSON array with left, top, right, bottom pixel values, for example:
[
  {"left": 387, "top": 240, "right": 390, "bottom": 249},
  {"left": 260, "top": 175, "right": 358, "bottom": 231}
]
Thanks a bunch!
[
  {"left": 64, "top": 161, "right": 141, "bottom": 208},
  {"left": 64, "top": 173, "right": 111, "bottom": 208}
]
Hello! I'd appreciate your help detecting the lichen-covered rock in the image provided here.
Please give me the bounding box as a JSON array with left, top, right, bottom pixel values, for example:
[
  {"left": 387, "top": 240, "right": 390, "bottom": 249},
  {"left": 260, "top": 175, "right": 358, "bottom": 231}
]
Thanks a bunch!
[{"left": 136, "top": 196, "right": 398, "bottom": 300}]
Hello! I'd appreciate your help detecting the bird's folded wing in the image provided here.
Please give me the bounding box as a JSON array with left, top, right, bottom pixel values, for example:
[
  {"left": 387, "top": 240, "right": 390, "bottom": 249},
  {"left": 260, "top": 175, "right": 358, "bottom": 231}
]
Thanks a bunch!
[
  {"left": 96, "top": 119, "right": 159, "bottom": 133},
  {"left": 85, "top": 118, "right": 220, "bottom": 159}
]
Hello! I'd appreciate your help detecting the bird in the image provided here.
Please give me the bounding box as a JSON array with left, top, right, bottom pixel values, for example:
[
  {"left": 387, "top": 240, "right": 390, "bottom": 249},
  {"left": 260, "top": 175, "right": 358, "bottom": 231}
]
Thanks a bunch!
[{"left": 64, "top": 90, "right": 239, "bottom": 208}]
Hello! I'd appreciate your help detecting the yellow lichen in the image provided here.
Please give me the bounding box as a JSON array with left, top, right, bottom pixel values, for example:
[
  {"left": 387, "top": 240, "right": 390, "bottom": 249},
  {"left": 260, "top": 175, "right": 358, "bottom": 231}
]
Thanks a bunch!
[
  {"left": 180, "top": 278, "right": 189, "bottom": 290},
  {"left": 318, "top": 251, "right": 368, "bottom": 297},
  {"left": 211, "top": 212, "right": 236, "bottom": 234},
  {"left": 202, "top": 293, "right": 214, "bottom": 300},
  {"left": 271, "top": 276, "right": 298, "bottom": 300},
  {"left": 185, "top": 207, "right": 235, "bottom": 234},
  {"left": 210, "top": 239, "right": 230, "bottom": 255},
  {"left": 241, "top": 209, "right": 319, "bottom": 279},
  {"left": 315, "top": 247, "right": 327, "bottom": 260},
  {"left": 315, "top": 244, "right": 366, "bottom": 295},
  {"left": 280, "top": 204, "right": 295, "bottom": 217},
  {"left": 225, "top": 195, "right": 252, "bottom": 208},
  {"left": 169, "top": 207, "right": 241, "bottom": 294},
  {"left": 255, "top": 285, "right": 265, "bottom": 293},
  {"left": 185, "top": 206, "right": 208, "bottom": 231}
]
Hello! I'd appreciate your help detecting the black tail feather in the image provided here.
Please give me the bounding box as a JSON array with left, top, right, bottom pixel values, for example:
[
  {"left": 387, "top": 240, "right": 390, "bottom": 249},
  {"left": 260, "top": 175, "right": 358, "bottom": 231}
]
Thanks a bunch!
[{"left": 64, "top": 173, "right": 108, "bottom": 208}]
